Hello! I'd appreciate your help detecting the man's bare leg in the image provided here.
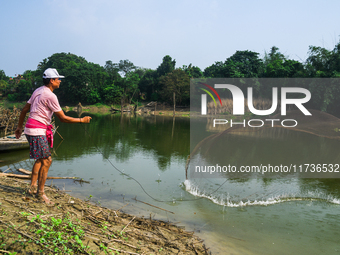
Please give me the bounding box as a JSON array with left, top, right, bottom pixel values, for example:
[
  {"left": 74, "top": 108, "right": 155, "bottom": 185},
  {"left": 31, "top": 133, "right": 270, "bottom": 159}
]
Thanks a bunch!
[
  {"left": 36, "top": 156, "right": 54, "bottom": 204},
  {"left": 29, "top": 159, "right": 41, "bottom": 194}
]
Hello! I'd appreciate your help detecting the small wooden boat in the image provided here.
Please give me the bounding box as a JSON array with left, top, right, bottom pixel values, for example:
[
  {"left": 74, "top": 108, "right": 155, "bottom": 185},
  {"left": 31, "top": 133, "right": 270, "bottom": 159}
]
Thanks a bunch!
[{"left": 0, "top": 135, "right": 29, "bottom": 151}]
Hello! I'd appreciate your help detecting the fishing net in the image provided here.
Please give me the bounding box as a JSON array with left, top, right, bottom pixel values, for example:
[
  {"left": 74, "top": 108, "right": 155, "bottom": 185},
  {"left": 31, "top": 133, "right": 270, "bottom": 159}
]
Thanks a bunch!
[{"left": 186, "top": 78, "right": 340, "bottom": 206}]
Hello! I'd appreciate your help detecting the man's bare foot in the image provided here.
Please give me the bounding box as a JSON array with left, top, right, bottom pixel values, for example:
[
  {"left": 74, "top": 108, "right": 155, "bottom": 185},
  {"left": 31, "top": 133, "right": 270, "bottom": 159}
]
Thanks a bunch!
[
  {"left": 28, "top": 185, "right": 37, "bottom": 195},
  {"left": 36, "top": 192, "right": 55, "bottom": 205}
]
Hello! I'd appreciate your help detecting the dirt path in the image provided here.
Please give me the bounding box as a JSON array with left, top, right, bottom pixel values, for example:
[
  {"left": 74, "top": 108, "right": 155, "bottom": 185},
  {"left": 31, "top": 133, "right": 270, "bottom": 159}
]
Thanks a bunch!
[{"left": 0, "top": 176, "right": 210, "bottom": 254}]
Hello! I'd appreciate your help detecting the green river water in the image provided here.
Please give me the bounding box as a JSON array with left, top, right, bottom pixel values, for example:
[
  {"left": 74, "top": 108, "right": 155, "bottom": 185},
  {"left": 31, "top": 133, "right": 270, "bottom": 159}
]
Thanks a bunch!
[{"left": 1, "top": 112, "right": 339, "bottom": 255}]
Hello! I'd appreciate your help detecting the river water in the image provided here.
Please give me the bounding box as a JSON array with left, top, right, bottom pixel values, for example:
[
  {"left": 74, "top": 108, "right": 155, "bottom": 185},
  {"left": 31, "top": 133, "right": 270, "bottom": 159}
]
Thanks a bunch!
[{"left": 1, "top": 112, "right": 339, "bottom": 254}]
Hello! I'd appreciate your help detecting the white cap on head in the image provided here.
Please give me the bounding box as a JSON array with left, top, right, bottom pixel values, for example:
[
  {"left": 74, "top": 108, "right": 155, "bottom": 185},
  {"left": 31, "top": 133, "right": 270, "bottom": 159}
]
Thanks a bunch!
[{"left": 43, "top": 68, "right": 65, "bottom": 78}]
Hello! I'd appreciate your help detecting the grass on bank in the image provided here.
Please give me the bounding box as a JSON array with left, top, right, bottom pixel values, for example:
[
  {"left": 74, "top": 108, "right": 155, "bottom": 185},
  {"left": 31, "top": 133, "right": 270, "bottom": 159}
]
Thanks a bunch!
[
  {"left": 0, "top": 176, "right": 210, "bottom": 255},
  {"left": 0, "top": 99, "right": 26, "bottom": 110}
]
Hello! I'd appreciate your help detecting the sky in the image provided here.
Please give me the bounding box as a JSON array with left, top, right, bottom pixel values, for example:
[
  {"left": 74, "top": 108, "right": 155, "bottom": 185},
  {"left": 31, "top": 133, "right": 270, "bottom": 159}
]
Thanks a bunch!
[{"left": 1, "top": 0, "right": 340, "bottom": 77}]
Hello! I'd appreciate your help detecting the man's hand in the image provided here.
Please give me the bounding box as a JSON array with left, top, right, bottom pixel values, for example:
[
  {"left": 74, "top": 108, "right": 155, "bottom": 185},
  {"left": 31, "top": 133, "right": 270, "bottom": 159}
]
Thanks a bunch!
[
  {"left": 15, "top": 127, "right": 23, "bottom": 139},
  {"left": 81, "top": 116, "right": 92, "bottom": 123}
]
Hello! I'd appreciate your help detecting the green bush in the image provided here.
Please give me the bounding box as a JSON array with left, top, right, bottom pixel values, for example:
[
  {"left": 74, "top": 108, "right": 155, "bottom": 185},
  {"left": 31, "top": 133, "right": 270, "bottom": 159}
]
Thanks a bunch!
[{"left": 7, "top": 93, "right": 18, "bottom": 101}]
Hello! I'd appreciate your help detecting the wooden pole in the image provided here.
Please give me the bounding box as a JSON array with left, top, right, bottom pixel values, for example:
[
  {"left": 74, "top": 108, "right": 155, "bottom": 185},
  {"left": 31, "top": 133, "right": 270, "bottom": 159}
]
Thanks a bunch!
[
  {"left": 173, "top": 92, "right": 176, "bottom": 116},
  {"left": 55, "top": 129, "right": 64, "bottom": 140}
]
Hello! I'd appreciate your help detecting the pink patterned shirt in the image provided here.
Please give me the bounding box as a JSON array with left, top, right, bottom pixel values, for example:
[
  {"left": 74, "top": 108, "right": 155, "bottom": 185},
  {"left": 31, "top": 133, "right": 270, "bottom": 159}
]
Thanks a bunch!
[{"left": 24, "top": 86, "right": 62, "bottom": 136}]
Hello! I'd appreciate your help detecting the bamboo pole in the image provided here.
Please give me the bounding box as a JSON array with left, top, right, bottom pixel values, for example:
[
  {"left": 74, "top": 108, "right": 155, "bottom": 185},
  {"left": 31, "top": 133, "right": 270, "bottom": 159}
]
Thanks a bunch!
[{"left": 0, "top": 172, "right": 79, "bottom": 180}]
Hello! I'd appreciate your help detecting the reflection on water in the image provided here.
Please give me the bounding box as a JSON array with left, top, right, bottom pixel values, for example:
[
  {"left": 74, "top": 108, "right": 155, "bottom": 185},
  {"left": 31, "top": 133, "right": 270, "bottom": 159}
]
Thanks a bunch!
[
  {"left": 54, "top": 112, "right": 189, "bottom": 171},
  {"left": 0, "top": 149, "right": 30, "bottom": 168},
  {"left": 0, "top": 113, "right": 339, "bottom": 255}
]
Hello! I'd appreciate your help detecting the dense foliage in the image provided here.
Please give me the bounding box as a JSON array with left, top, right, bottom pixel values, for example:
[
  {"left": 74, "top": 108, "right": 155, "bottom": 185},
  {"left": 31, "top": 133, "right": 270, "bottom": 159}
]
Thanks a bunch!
[{"left": 1, "top": 41, "right": 340, "bottom": 114}]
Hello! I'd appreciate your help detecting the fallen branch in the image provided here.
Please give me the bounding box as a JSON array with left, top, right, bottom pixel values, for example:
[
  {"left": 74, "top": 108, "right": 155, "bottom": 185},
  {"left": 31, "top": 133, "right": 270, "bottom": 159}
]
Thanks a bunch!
[
  {"left": 2, "top": 168, "right": 11, "bottom": 173},
  {"left": 5, "top": 199, "right": 27, "bottom": 204},
  {"left": 121, "top": 216, "right": 135, "bottom": 234},
  {"left": 107, "top": 246, "right": 140, "bottom": 255},
  {"left": 117, "top": 203, "right": 129, "bottom": 211},
  {"left": 47, "top": 176, "right": 79, "bottom": 180},
  {"left": 74, "top": 179, "right": 90, "bottom": 184},
  {"left": 192, "top": 243, "right": 199, "bottom": 255},
  {"left": 107, "top": 238, "right": 139, "bottom": 249},
  {"left": 17, "top": 168, "right": 32, "bottom": 175},
  {"left": 0, "top": 173, "right": 30, "bottom": 179},
  {"left": 0, "top": 172, "right": 80, "bottom": 180},
  {"left": 93, "top": 239, "right": 140, "bottom": 255},
  {"left": 0, "top": 184, "right": 18, "bottom": 191}
]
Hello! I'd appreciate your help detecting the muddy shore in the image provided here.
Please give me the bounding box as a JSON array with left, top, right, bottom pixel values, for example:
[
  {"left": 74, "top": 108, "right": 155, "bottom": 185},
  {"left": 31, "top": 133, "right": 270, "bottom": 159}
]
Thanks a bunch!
[{"left": 0, "top": 176, "right": 210, "bottom": 254}]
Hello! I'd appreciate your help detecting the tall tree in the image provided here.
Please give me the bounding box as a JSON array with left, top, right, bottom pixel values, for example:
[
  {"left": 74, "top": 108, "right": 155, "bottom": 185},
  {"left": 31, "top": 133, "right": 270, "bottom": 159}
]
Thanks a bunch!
[
  {"left": 0, "top": 70, "right": 7, "bottom": 80},
  {"left": 203, "top": 61, "right": 226, "bottom": 78},
  {"left": 204, "top": 51, "right": 263, "bottom": 78},
  {"left": 305, "top": 42, "right": 340, "bottom": 114},
  {"left": 113, "top": 60, "right": 140, "bottom": 106},
  {"left": 182, "top": 64, "right": 203, "bottom": 78},
  {"left": 0, "top": 80, "right": 8, "bottom": 95},
  {"left": 306, "top": 42, "right": 340, "bottom": 77},
  {"left": 159, "top": 69, "right": 190, "bottom": 106},
  {"left": 224, "top": 50, "right": 264, "bottom": 78},
  {"left": 305, "top": 46, "right": 333, "bottom": 77},
  {"left": 104, "top": 60, "right": 120, "bottom": 84},
  {"left": 263, "top": 46, "right": 285, "bottom": 65},
  {"left": 263, "top": 46, "right": 305, "bottom": 77},
  {"left": 0, "top": 70, "right": 8, "bottom": 96},
  {"left": 118, "top": 60, "right": 136, "bottom": 76},
  {"left": 157, "top": 55, "right": 176, "bottom": 77},
  {"left": 36, "top": 52, "right": 107, "bottom": 104},
  {"left": 139, "top": 69, "right": 158, "bottom": 100}
]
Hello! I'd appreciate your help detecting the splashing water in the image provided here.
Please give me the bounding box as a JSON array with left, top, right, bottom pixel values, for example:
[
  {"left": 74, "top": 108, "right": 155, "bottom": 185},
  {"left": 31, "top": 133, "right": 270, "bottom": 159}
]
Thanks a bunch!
[{"left": 184, "top": 179, "right": 340, "bottom": 207}]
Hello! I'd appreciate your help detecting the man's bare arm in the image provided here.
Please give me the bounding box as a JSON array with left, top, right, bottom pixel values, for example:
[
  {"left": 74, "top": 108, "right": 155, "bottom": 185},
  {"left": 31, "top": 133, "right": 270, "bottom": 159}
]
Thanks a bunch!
[{"left": 54, "top": 110, "right": 92, "bottom": 123}]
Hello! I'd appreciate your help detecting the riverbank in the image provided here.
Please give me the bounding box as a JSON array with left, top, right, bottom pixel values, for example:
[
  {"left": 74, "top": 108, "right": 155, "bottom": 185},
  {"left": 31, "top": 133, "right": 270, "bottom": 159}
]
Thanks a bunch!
[
  {"left": 62, "top": 103, "right": 190, "bottom": 117},
  {"left": 0, "top": 176, "right": 210, "bottom": 254}
]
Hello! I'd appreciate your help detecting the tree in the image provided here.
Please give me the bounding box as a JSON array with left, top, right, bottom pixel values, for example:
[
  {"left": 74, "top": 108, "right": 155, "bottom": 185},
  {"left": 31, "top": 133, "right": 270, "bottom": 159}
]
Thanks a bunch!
[
  {"left": 224, "top": 50, "right": 264, "bottom": 78},
  {"left": 139, "top": 69, "right": 159, "bottom": 101},
  {"left": 118, "top": 60, "right": 136, "bottom": 76},
  {"left": 36, "top": 52, "right": 107, "bottom": 104},
  {"left": 305, "top": 42, "right": 340, "bottom": 114},
  {"left": 203, "top": 61, "right": 226, "bottom": 78},
  {"left": 157, "top": 55, "right": 176, "bottom": 77},
  {"left": 159, "top": 69, "right": 190, "bottom": 106},
  {"left": 103, "top": 84, "right": 123, "bottom": 105},
  {"left": 16, "top": 79, "right": 32, "bottom": 101},
  {"left": 0, "top": 70, "right": 7, "bottom": 81},
  {"left": 0, "top": 80, "right": 8, "bottom": 95},
  {"left": 329, "top": 42, "right": 340, "bottom": 75},
  {"left": 182, "top": 64, "right": 203, "bottom": 78},
  {"left": 104, "top": 60, "right": 120, "bottom": 85},
  {"left": 263, "top": 46, "right": 305, "bottom": 77},
  {"left": 204, "top": 50, "right": 263, "bottom": 78},
  {"left": 121, "top": 71, "right": 140, "bottom": 104},
  {"left": 108, "top": 60, "right": 140, "bottom": 106},
  {"left": 305, "top": 46, "right": 333, "bottom": 77},
  {"left": 263, "top": 46, "right": 285, "bottom": 65}
]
